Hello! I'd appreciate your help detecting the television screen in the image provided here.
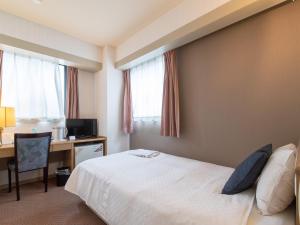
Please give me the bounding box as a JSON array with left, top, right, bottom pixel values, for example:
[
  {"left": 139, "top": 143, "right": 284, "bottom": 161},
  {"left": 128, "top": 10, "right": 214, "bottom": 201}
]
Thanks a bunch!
[{"left": 66, "top": 119, "right": 98, "bottom": 138}]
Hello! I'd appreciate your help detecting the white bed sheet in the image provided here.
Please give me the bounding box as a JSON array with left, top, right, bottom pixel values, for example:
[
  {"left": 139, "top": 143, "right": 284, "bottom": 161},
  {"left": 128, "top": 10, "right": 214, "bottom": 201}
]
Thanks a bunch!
[
  {"left": 65, "top": 151, "right": 255, "bottom": 225},
  {"left": 247, "top": 204, "right": 295, "bottom": 225}
]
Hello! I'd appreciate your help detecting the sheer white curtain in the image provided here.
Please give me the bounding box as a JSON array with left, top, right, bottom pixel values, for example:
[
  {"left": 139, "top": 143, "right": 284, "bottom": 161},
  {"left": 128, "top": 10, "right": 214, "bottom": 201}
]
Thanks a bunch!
[
  {"left": 1, "top": 52, "right": 65, "bottom": 120},
  {"left": 130, "top": 55, "right": 164, "bottom": 122}
]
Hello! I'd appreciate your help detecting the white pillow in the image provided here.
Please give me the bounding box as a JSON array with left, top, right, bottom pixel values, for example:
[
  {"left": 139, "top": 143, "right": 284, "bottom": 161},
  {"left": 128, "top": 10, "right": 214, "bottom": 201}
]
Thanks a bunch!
[{"left": 256, "top": 143, "right": 296, "bottom": 215}]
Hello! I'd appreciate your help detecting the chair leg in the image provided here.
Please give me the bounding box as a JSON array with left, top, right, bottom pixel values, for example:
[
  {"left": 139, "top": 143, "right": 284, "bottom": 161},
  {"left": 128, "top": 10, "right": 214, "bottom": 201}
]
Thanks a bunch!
[
  {"left": 8, "top": 169, "right": 11, "bottom": 193},
  {"left": 43, "top": 169, "right": 46, "bottom": 184},
  {"left": 44, "top": 167, "right": 48, "bottom": 192},
  {"left": 15, "top": 171, "right": 20, "bottom": 201}
]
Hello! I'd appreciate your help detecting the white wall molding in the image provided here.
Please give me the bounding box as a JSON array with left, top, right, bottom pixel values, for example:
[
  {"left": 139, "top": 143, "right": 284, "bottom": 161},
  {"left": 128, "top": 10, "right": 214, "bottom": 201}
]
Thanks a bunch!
[
  {"left": 0, "top": 33, "right": 102, "bottom": 72},
  {"left": 0, "top": 10, "right": 102, "bottom": 72},
  {"left": 116, "top": 0, "right": 289, "bottom": 70}
]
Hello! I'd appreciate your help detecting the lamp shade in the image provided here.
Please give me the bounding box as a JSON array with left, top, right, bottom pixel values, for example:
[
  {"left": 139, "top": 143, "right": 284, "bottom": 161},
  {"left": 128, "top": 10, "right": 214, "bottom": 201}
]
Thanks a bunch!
[{"left": 0, "top": 107, "right": 16, "bottom": 128}]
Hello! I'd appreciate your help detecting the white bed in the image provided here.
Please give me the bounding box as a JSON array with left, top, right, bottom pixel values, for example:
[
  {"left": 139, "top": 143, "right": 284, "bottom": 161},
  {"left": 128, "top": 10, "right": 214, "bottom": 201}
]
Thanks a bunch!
[{"left": 65, "top": 150, "right": 295, "bottom": 225}]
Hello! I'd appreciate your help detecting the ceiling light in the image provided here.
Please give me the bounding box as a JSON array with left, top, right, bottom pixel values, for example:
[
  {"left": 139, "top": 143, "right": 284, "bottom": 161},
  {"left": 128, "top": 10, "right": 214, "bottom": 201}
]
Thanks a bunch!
[{"left": 33, "top": 0, "right": 43, "bottom": 4}]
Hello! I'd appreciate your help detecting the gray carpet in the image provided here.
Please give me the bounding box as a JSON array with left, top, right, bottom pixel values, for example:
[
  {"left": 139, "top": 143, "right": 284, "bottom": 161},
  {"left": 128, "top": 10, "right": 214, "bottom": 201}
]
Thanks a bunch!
[{"left": 0, "top": 179, "right": 106, "bottom": 225}]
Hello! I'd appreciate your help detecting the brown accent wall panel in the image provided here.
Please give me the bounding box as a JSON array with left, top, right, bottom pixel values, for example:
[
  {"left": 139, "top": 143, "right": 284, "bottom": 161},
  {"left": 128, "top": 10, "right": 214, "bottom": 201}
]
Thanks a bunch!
[{"left": 130, "top": 2, "right": 300, "bottom": 167}]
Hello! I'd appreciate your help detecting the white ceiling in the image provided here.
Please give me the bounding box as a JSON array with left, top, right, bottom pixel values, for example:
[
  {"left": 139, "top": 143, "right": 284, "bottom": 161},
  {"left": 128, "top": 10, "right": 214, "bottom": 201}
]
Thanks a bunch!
[{"left": 0, "top": 0, "right": 183, "bottom": 46}]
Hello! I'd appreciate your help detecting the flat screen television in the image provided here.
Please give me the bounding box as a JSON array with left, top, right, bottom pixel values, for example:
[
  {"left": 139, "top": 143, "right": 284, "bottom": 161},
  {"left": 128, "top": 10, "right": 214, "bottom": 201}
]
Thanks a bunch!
[{"left": 66, "top": 119, "right": 98, "bottom": 138}]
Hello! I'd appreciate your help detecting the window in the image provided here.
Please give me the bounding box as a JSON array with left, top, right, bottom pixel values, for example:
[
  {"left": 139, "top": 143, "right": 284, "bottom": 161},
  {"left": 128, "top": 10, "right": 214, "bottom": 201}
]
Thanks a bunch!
[
  {"left": 1, "top": 52, "right": 65, "bottom": 120},
  {"left": 130, "top": 56, "right": 164, "bottom": 121}
]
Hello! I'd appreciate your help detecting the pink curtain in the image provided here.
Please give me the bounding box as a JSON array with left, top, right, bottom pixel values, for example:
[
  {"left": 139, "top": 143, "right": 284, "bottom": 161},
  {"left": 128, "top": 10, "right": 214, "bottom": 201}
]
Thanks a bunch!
[
  {"left": 0, "top": 50, "right": 3, "bottom": 106},
  {"left": 66, "top": 67, "right": 79, "bottom": 119},
  {"left": 122, "top": 69, "right": 133, "bottom": 134},
  {"left": 161, "top": 50, "right": 180, "bottom": 138}
]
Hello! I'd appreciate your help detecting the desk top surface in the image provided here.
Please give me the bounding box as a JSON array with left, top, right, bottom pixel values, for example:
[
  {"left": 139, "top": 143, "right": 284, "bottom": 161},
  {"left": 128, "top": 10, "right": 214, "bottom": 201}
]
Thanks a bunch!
[{"left": 0, "top": 136, "right": 107, "bottom": 150}]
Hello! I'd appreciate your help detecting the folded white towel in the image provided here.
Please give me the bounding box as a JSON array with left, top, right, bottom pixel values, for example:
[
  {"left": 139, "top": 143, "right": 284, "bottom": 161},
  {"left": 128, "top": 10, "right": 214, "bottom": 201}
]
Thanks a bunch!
[{"left": 128, "top": 149, "right": 160, "bottom": 158}]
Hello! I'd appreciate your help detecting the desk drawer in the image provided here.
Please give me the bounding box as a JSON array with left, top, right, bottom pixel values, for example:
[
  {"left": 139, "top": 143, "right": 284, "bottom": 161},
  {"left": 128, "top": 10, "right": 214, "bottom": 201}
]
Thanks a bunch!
[{"left": 51, "top": 143, "right": 73, "bottom": 152}]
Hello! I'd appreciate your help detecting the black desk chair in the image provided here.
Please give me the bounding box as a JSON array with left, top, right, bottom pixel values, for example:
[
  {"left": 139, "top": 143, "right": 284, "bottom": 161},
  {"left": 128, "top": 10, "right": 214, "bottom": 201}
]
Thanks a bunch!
[{"left": 7, "top": 132, "right": 52, "bottom": 201}]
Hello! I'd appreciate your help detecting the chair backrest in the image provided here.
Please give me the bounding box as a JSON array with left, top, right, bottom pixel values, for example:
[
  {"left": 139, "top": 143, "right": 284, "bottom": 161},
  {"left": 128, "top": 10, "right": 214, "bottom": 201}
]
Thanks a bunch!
[{"left": 14, "top": 132, "right": 52, "bottom": 173}]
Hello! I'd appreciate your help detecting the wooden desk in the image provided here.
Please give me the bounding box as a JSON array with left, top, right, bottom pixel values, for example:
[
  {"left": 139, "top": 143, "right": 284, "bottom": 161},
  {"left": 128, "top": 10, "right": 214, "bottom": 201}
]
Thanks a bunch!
[{"left": 0, "top": 136, "right": 107, "bottom": 171}]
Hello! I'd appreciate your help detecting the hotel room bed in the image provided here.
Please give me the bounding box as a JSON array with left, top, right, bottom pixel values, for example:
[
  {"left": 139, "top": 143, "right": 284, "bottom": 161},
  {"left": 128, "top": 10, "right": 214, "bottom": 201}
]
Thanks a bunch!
[{"left": 65, "top": 150, "right": 295, "bottom": 225}]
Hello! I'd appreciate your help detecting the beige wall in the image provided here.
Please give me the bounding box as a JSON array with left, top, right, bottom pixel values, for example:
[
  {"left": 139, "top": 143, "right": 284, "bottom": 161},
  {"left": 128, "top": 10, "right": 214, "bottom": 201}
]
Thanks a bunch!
[
  {"left": 95, "top": 46, "right": 130, "bottom": 154},
  {"left": 78, "top": 70, "right": 96, "bottom": 118},
  {"left": 130, "top": 2, "right": 300, "bottom": 167}
]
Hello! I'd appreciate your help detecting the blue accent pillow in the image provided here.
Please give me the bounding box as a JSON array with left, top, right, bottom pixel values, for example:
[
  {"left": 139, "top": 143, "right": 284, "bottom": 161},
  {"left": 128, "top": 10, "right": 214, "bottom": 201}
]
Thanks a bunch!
[{"left": 222, "top": 144, "right": 272, "bottom": 195}]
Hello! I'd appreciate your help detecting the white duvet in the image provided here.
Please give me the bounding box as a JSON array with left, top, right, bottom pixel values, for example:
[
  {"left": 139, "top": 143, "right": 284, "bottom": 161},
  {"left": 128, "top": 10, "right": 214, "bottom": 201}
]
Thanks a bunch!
[{"left": 65, "top": 150, "right": 255, "bottom": 225}]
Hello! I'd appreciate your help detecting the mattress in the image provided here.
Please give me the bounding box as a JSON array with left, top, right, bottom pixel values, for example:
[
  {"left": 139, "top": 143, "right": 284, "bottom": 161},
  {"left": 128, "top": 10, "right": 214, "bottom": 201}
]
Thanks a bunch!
[
  {"left": 86, "top": 203, "right": 295, "bottom": 225},
  {"left": 247, "top": 204, "right": 295, "bottom": 225},
  {"left": 66, "top": 150, "right": 255, "bottom": 225}
]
